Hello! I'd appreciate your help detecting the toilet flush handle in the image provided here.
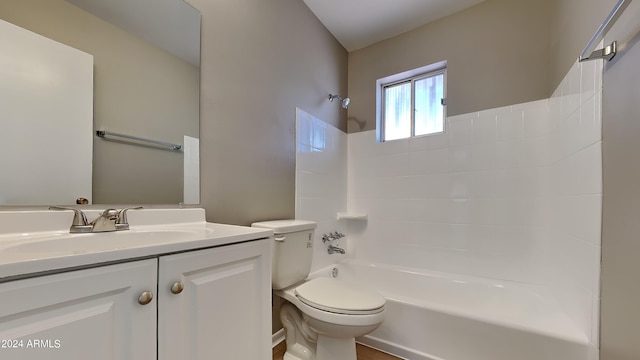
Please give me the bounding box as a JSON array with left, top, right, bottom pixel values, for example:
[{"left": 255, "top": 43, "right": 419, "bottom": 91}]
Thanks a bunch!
[{"left": 274, "top": 236, "right": 286, "bottom": 242}]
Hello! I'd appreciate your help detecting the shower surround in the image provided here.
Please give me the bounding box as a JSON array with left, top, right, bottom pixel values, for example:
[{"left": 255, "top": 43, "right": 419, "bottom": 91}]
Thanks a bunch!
[{"left": 295, "top": 57, "right": 602, "bottom": 359}]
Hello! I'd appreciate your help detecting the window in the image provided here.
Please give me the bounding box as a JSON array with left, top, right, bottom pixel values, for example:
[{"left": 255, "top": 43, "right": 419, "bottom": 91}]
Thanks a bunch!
[{"left": 377, "top": 63, "right": 446, "bottom": 142}]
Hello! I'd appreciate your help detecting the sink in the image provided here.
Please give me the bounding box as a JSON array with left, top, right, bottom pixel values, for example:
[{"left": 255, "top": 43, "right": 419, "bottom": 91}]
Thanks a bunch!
[{"left": 2, "top": 228, "right": 215, "bottom": 254}]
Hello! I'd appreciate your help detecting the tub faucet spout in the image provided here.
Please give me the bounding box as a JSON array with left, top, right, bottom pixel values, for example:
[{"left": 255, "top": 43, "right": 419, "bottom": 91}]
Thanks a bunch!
[{"left": 327, "top": 244, "right": 345, "bottom": 254}]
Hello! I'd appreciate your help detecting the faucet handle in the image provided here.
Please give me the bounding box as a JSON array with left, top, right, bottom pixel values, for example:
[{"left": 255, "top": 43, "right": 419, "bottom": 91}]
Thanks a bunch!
[
  {"left": 49, "top": 206, "right": 89, "bottom": 226},
  {"left": 116, "top": 206, "right": 143, "bottom": 230},
  {"left": 49, "top": 206, "right": 92, "bottom": 233}
]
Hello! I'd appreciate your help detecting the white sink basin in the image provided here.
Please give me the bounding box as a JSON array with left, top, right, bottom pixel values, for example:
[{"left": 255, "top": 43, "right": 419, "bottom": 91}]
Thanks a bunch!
[
  {"left": 3, "top": 229, "right": 215, "bottom": 254},
  {"left": 0, "top": 208, "right": 273, "bottom": 282}
]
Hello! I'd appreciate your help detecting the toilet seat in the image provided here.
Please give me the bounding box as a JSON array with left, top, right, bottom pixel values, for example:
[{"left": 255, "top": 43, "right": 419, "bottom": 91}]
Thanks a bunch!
[{"left": 294, "top": 277, "right": 385, "bottom": 315}]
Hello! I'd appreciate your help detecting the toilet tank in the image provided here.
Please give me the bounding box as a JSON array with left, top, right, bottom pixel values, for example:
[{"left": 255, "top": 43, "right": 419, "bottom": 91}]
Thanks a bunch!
[{"left": 251, "top": 220, "right": 316, "bottom": 290}]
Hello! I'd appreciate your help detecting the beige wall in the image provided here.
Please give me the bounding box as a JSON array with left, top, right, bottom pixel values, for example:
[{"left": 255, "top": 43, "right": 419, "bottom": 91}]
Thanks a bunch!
[
  {"left": 189, "top": 0, "right": 348, "bottom": 225},
  {"left": 549, "top": 0, "right": 618, "bottom": 91},
  {"left": 347, "top": 0, "right": 552, "bottom": 133},
  {"left": 601, "top": 33, "right": 640, "bottom": 359},
  {"left": 0, "top": 0, "right": 199, "bottom": 205}
]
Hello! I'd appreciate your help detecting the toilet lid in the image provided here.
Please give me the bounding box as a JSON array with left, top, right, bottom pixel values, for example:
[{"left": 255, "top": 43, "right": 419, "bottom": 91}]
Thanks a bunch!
[{"left": 294, "top": 277, "right": 385, "bottom": 315}]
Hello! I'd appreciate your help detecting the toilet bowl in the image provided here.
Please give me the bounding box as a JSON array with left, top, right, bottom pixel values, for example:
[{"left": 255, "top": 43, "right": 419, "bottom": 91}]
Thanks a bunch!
[{"left": 251, "top": 220, "right": 385, "bottom": 360}]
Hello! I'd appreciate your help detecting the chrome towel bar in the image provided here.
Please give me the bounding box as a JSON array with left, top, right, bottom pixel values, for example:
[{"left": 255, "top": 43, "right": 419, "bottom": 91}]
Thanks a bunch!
[{"left": 96, "top": 130, "right": 182, "bottom": 151}]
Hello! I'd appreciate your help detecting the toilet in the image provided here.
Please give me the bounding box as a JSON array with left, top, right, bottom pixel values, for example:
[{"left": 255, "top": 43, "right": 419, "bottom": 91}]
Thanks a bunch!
[{"left": 252, "top": 220, "right": 385, "bottom": 360}]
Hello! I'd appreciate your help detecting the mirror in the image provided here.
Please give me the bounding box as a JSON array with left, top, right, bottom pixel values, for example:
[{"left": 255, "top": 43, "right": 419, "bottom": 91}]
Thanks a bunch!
[{"left": 0, "top": 0, "right": 200, "bottom": 205}]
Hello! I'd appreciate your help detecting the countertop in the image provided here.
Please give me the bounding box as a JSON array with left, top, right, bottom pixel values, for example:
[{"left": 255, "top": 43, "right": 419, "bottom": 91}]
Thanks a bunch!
[{"left": 0, "top": 208, "right": 272, "bottom": 282}]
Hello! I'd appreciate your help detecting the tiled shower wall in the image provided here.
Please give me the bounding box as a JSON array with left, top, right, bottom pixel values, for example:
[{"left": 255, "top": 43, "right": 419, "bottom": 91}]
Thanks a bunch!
[
  {"left": 295, "top": 60, "right": 602, "bottom": 350},
  {"left": 545, "top": 59, "right": 602, "bottom": 352},
  {"left": 346, "top": 58, "right": 602, "bottom": 348},
  {"left": 295, "top": 108, "right": 348, "bottom": 272}
]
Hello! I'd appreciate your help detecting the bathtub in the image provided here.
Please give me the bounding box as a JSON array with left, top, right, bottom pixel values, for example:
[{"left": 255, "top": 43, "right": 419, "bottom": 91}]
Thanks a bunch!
[{"left": 309, "top": 260, "right": 589, "bottom": 360}]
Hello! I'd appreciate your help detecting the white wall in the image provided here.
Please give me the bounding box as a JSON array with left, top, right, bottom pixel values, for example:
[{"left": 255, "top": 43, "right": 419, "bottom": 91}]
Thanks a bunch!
[
  {"left": 0, "top": 19, "right": 93, "bottom": 205},
  {"left": 295, "top": 109, "right": 348, "bottom": 272}
]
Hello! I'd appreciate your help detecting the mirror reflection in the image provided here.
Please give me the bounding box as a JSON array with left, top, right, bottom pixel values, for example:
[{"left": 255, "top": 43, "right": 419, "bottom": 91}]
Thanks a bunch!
[{"left": 0, "top": 0, "right": 200, "bottom": 206}]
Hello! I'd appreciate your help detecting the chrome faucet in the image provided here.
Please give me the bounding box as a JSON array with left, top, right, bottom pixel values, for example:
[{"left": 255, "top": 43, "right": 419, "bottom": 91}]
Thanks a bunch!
[
  {"left": 327, "top": 244, "right": 346, "bottom": 254},
  {"left": 49, "top": 206, "right": 143, "bottom": 233},
  {"left": 90, "top": 209, "right": 119, "bottom": 232},
  {"left": 322, "top": 231, "right": 346, "bottom": 254}
]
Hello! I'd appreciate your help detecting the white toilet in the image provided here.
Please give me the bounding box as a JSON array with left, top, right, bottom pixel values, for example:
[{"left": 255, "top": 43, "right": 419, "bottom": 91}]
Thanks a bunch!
[{"left": 252, "top": 220, "right": 385, "bottom": 360}]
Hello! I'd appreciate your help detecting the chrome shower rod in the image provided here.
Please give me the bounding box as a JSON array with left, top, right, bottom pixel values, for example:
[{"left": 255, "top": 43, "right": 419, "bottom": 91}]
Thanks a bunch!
[{"left": 579, "top": 0, "right": 631, "bottom": 62}]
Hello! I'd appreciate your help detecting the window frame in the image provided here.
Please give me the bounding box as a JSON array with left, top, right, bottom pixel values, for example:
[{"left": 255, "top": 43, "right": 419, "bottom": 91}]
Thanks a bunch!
[{"left": 376, "top": 62, "right": 447, "bottom": 142}]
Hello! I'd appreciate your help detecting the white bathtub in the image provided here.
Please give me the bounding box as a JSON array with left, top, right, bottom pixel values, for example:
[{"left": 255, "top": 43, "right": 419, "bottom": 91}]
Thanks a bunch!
[{"left": 309, "top": 260, "right": 589, "bottom": 360}]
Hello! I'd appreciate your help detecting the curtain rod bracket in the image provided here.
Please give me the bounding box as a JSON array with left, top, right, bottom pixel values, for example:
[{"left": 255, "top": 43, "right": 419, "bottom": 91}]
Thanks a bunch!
[{"left": 579, "top": 41, "right": 617, "bottom": 62}]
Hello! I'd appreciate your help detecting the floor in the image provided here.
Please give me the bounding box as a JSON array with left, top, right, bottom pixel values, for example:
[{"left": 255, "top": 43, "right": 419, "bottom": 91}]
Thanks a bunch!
[{"left": 273, "top": 341, "right": 403, "bottom": 360}]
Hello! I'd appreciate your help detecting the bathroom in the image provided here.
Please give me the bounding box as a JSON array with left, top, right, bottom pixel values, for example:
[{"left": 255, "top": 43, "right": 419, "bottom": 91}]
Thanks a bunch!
[{"left": 1, "top": 0, "right": 639, "bottom": 359}]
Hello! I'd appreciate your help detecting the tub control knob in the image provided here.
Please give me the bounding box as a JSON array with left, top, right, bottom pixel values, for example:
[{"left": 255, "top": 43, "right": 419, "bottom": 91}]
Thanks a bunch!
[
  {"left": 171, "top": 282, "right": 184, "bottom": 294},
  {"left": 138, "top": 291, "right": 154, "bottom": 305}
]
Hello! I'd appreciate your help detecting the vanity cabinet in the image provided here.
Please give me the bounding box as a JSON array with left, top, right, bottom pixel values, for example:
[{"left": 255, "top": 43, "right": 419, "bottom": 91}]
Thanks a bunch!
[
  {"left": 0, "top": 259, "right": 158, "bottom": 360},
  {"left": 0, "top": 238, "right": 271, "bottom": 360},
  {"left": 158, "top": 239, "right": 271, "bottom": 360}
]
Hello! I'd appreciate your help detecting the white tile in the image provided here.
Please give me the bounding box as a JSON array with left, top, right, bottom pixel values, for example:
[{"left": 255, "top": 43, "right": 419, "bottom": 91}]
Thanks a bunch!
[
  {"left": 449, "top": 223, "right": 472, "bottom": 250},
  {"left": 568, "top": 236, "right": 601, "bottom": 293},
  {"left": 469, "top": 171, "right": 497, "bottom": 199},
  {"left": 448, "top": 115, "right": 474, "bottom": 146},
  {"left": 449, "top": 198, "right": 472, "bottom": 224},
  {"left": 565, "top": 194, "right": 602, "bottom": 245},
  {"left": 578, "top": 93, "right": 602, "bottom": 150},
  {"left": 368, "top": 152, "right": 409, "bottom": 177},
  {"left": 379, "top": 176, "right": 412, "bottom": 199},
  {"left": 403, "top": 221, "right": 451, "bottom": 248},
  {"left": 549, "top": 270, "right": 593, "bottom": 335},
  {"left": 347, "top": 131, "right": 375, "bottom": 160},
  {"left": 469, "top": 198, "right": 497, "bottom": 225},
  {"left": 448, "top": 146, "right": 473, "bottom": 172},
  {"left": 566, "top": 142, "right": 603, "bottom": 195},
  {"left": 473, "top": 111, "right": 497, "bottom": 144},
  {"left": 549, "top": 95, "right": 562, "bottom": 130},
  {"left": 594, "top": 58, "right": 603, "bottom": 91},
  {"left": 522, "top": 100, "right": 551, "bottom": 138},
  {"left": 519, "top": 137, "right": 551, "bottom": 168},
  {"left": 408, "top": 133, "right": 430, "bottom": 151},
  {"left": 409, "top": 148, "right": 450, "bottom": 175},
  {"left": 409, "top": 173, "right": 450, "bottom": 199},
  {"left": 371, "top": 136, "right": 409, "bottom": 156},
  {"left": 591, "top": 296, "right": 600, "bottom": 348},
  {"left": 448, "top": 172, "right": 470, "bottom": 199},
  {"left": 561, "top": 62, "right": 581, "bottom": 119},
  {"left": 580, "top": 60, "right": 597, "bottom": 104},
  {"left": 497, "top": 107, "right": 524, "bottom": 141},
  {"left": 427, "top": 130, "right": 450, "bottom": 149},
  {"left": 493, "top": 170, "right": 519, "bottom": 198},
  {"left": 566, "top": 110, "right": 582, "bottom": 156},
  {"left": 296, "top": 109, "right": 312, "bottom": 146},
  {"left": 470, "top": 143, "right": 498, "bottom": 171},
  {"left": 495, "top": 141, "right": 523, "bottom": 169}
]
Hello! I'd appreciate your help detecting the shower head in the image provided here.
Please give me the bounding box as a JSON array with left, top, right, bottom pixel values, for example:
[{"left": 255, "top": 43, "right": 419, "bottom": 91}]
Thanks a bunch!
[{"left": 329, "top": 94, "right": 350, "bottom": 109}]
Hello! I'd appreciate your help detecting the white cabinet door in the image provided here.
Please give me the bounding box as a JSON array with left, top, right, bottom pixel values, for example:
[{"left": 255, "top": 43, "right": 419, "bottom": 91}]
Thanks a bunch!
[
  {"left": 158, "top": 239, "right": 271, "bottom": 360},
  {"left": 0, "top": 260, "right": 157, "bottom": 360}
]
